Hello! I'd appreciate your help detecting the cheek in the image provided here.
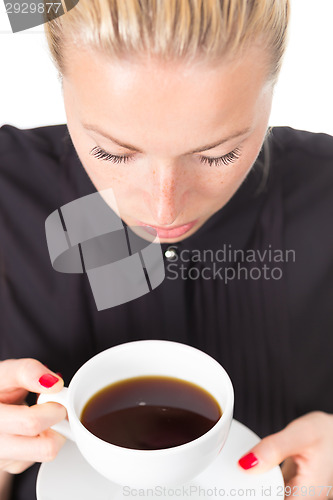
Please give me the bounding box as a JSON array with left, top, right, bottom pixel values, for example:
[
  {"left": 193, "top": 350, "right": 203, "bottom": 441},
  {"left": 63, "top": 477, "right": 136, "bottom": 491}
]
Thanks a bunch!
[
  {"left": 82, "top": 157, "right": 123, "bottom": 188},
  {"left": 70, "top": 139, "right": 125, "bottom": 191},
  {"left": 193, "top": 153, "right": 257, "bottom": 198},
  {"left": 85, "top": 163, "right": 149, "bottom": 203}
]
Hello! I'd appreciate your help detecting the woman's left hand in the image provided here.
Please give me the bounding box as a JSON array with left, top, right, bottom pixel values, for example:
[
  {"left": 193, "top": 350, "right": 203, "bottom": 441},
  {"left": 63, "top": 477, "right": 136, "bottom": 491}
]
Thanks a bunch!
[{"left": 238, "top": 412, "right": 333, "bottom": 499}]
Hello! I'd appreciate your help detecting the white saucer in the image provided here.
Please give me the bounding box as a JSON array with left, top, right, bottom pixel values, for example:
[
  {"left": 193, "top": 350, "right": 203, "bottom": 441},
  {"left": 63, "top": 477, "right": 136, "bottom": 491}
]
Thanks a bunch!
[{"left": 37, "top": 419, "right": 284, "bottom": 499}]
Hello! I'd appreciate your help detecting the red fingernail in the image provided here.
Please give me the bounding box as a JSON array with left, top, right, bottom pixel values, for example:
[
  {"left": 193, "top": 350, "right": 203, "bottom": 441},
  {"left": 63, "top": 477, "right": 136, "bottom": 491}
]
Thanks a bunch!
[
  {"left": 238, "top": 452, "right": 259, "bottom": 470},
  {"left": 39, "top": 374, "right": 59, "bottom": 388}
]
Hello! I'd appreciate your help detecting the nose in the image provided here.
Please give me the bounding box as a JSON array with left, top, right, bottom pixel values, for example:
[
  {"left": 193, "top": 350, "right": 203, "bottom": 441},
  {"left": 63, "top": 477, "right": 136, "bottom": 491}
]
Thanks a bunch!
[{"left": 148, "top": 161, "right": 182, "bottom": 226}]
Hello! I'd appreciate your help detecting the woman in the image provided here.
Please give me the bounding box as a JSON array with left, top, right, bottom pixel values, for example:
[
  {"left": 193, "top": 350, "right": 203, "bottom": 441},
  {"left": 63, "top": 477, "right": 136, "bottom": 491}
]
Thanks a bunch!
[{"left": 0, "top": 0, "right": 333, "bottom": 499}]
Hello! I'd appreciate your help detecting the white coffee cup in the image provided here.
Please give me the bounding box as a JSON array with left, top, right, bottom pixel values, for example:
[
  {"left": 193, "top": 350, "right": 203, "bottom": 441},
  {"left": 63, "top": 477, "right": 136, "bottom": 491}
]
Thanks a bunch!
[{"left": 38, "top": 340, "right": 234, "bottom": 487}]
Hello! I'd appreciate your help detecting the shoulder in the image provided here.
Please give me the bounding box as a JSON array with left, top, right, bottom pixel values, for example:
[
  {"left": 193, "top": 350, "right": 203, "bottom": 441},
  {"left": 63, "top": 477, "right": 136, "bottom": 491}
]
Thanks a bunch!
[
  {"left": 0, "top": 123, "right": 69, "bottom": 151},
  {"left": 268, "top": 127, "right": 333, "bottom": 313},
  {"left": 269, "top": 125, "right": 333, "bottom": 159},
  {"left": 269, "top": 125, "right": 333, "bottom": 225},
  {"left": 0, "top": 124, "right": 71, "bottom": 263},
  {"left": 0, "top": 123, "right": 70, "bottom": 162},
  {"left": 266, "top": 127, "right": 333, "bottom": 235},
  {"left": 0, "top": 123, "right": 92, "bottom": 272},
  {"left": 0, "top": 126, "right": 91, "bottom": 360},
  {"left": 268, "top": 126, "right": 333, "bottom": 194},
  {"left": 269, "top": 124, "right": 333, "bottom": 199},
  {"left": 0, "top": 123, "right": 94, "bottom": 213},
  {"left": 0, "top": 123, "right": 71, "bottom": 202}
]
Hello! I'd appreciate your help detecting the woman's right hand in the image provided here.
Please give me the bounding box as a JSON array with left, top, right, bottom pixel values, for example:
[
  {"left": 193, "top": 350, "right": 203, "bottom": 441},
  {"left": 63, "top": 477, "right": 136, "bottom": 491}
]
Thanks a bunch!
[{"left": 0, "top": 358, "right": 67, "bottom": 474}]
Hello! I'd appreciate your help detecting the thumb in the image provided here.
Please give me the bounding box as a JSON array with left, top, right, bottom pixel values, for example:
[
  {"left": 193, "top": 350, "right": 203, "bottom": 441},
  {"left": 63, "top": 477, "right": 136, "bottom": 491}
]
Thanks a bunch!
[
  {"left": 238, "top": 415, "right": 317, "bottom": 474},
  {"left": 0, "top": 358, "right": 64, "bottom": 403}
]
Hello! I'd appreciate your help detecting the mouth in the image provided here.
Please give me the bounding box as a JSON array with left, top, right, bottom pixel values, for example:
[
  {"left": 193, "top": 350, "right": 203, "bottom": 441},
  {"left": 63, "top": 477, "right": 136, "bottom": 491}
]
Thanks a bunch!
[{"left": 134, "top": 219, "right": 198, "bottom": 239}]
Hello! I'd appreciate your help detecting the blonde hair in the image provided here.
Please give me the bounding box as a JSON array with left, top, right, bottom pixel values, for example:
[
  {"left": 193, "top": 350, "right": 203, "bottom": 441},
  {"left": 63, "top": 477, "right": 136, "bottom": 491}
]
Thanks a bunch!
[{"left": 45, "top": 0, "right": 289, "bottom": 82}]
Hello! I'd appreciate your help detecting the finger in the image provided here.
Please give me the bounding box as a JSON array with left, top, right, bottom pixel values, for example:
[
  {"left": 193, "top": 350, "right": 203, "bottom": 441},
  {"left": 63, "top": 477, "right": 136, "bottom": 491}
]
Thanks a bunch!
[
  {"left": 0, "top": 388, "right": 28, "bottom": 405},
  {"left": 0, "top": 401, "right": 67, "bottom": 436},
  {"left": 1, "top": 460, "right": 35, "bottom": 474},
  {"left": 0, "top": 359, "right": 63, "bottom": 401},
  {"left": 0, "top": 470, "right": 13, "bottom": 500},
  {"left": 238, "top": 412, "right": 326, "bottom": 474},
  {"left": 0, "top": 428, "right": 66, "bottom": 463},
  {"left": 280, "top": 457, "right": 298, "bottom": 484}
]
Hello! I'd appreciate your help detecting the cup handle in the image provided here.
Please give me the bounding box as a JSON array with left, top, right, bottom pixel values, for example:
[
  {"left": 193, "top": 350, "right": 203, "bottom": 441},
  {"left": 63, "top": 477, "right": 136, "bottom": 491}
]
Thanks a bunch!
[{"left": 37, "top": 388, "right": 74, "bottom": 441}]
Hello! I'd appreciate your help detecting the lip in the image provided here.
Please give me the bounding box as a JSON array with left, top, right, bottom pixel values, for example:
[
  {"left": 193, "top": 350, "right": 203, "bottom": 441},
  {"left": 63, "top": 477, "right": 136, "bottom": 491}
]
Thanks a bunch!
[{"left": 135, "top": 219, "right": 198, "bottom": 239}]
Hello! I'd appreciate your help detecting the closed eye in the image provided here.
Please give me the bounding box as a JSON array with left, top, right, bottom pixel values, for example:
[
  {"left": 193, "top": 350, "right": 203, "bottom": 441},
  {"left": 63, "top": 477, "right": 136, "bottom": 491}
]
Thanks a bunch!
[
  {"left": 90, "top": 146, "right": 242, "bottom": 166},
  {"left": 199, "top": 148, "right": 241, "bottom": 167},
  {"left": 90, "top": 146, "right": 134, "bottom": 164}
]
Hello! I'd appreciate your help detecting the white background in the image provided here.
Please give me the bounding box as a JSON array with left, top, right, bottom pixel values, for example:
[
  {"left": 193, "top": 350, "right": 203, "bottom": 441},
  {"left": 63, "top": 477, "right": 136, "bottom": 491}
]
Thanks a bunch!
[{"left": 0, "top": 0, "right": 332, "bottom": 135}]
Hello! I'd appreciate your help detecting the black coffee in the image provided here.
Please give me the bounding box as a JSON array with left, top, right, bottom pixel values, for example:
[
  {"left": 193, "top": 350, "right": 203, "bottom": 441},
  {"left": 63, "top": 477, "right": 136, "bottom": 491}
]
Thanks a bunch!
[{"left": 80, "top": 375, "right": 222, "bottom": 450}]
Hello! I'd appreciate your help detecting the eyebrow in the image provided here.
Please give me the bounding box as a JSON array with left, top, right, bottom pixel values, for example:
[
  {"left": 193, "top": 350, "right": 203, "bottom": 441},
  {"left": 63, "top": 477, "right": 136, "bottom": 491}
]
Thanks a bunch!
[{"left": 83, "top": 124, "right": 251, "bottom": 154}]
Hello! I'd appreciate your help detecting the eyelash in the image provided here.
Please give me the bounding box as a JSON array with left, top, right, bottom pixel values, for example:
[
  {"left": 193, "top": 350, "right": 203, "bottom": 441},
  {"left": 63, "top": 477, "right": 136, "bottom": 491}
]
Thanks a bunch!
[
  {"left": 199, "top": 148, "right": 241, "bottom": 167},
  {"left": 90, "top": 146, "right": 242, "bottom": 167}
]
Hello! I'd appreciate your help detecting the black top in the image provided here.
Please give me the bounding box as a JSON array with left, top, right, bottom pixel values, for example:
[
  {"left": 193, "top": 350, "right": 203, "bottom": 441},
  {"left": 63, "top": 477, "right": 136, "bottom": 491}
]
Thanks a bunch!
[{"left": 0, "top": 124, "right": 333, "bottom": 500}]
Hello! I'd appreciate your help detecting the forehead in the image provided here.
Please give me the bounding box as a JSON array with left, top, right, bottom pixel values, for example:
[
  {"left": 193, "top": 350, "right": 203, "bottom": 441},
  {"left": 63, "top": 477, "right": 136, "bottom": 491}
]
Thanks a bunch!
[{"left": 63, "top": 45, "right": 271, "bottom": 152}]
